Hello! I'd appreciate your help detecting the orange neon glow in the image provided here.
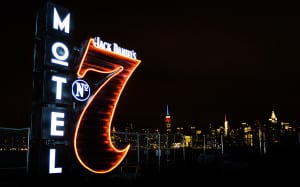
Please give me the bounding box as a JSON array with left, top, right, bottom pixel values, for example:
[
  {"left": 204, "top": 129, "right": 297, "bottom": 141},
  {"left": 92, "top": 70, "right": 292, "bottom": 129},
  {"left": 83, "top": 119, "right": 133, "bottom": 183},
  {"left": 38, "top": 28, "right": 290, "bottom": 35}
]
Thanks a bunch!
[{"left": 73, "top": 38, "right": 141, "bottom": 174}]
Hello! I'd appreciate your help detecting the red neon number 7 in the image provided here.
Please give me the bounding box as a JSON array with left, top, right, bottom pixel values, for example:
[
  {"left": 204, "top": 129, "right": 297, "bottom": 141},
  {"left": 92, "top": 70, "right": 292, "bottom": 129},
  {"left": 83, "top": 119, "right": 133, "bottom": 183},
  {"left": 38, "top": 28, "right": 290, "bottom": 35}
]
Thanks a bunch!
[{"left": 73, "top": 38, "right": 141, "bottom": 174}]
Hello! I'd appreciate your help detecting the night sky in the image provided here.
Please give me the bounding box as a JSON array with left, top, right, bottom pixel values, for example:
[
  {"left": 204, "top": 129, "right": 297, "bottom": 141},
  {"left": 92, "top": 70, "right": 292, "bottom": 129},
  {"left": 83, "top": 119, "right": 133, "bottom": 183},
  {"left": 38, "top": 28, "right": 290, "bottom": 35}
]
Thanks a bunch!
[{"left": 1, "top": 0, "right": 300, "bottom": 131}]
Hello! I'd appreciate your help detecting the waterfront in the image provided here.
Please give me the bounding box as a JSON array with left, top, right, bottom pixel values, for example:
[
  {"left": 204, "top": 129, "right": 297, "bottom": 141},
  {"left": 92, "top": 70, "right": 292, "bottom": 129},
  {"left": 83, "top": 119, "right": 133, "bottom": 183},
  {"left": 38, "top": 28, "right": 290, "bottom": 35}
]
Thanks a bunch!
[{"left": 1, "top": 142, "right": 299, "bottom": 186}]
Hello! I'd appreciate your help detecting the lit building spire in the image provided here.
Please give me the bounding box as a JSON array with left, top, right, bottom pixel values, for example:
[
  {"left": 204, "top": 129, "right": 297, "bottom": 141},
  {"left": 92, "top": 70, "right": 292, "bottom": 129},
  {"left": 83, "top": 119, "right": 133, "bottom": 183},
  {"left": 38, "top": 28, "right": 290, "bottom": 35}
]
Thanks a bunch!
[
  {"left": 269, "top": 110, "right": 278, "bottom": 124},
  {"left": 165, "top": 104, "right": 172, "bottom": 133},
  {"left": 224, "top": 113, "right": 229, "bottom": 137},
  {"left": 166, "top": 104, "right": 170, "bottom": 116}
]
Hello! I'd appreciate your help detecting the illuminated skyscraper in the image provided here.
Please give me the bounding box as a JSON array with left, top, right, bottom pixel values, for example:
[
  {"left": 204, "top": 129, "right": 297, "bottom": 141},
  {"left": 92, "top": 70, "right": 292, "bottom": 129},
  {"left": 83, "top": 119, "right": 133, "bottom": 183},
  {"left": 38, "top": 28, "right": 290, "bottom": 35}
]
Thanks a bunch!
[
  {"left": 269, "top": 110, "right": 278, "bottom": 124},
  {"left": 224, "top": 114, "right": 229, "bottom": 137},
  {"left": 268, "top": 109, "right": 279, "bottom": 142},
  {"left": 165, "top": 104, "right": 172, "bottom": 134}
]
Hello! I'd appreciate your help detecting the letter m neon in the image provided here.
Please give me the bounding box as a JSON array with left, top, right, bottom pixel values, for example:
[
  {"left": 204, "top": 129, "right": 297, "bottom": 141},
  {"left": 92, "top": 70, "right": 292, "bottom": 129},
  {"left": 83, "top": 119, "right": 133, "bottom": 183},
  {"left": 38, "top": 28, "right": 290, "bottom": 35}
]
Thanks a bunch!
[{"left": 53, "top": 7, "right": 70, "bottom": 34}]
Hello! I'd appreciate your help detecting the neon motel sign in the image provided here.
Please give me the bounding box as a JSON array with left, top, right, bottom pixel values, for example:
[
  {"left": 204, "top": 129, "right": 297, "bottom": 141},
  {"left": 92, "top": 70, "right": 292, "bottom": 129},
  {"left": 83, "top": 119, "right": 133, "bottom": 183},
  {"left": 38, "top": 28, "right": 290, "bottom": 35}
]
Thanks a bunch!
[{"left": 31, "top": 2, "right": 140, "bottom": 175}]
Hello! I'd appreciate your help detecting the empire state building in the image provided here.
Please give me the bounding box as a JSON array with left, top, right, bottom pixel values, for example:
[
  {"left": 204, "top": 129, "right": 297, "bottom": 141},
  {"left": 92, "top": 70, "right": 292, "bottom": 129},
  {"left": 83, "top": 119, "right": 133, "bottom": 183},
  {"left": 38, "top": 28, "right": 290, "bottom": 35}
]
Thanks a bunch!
[{"left": 165, "top": 104, "right": 172, "bottom": 134}]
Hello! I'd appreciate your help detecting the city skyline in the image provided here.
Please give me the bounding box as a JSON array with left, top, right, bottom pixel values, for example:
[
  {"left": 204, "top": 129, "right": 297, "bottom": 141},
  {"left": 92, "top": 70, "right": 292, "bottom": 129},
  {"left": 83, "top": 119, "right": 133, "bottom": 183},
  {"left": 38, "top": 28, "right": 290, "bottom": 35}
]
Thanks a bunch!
[
  {"left": 1, "top": 1, "right": 300, "bottom": 130},
  {"left": 113, "top": 107, "right": 299, "bottom": 133}
]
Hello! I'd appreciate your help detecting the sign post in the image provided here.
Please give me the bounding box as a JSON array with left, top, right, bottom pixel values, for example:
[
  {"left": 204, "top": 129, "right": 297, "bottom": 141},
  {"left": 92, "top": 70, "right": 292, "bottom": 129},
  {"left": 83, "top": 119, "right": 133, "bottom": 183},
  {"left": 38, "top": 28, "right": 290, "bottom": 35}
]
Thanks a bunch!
[{"left": 30, "top": 1, "right": 74, "bottom": 176}]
